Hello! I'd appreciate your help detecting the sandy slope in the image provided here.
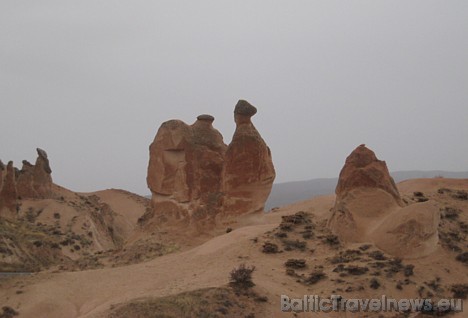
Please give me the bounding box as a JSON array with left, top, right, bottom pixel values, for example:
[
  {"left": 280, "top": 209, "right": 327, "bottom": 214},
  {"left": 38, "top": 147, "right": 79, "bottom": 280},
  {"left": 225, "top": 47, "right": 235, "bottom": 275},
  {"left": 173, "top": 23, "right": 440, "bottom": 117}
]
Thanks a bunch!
[{"left": 1, "top": 179, "right": 467, "bottom": 318}]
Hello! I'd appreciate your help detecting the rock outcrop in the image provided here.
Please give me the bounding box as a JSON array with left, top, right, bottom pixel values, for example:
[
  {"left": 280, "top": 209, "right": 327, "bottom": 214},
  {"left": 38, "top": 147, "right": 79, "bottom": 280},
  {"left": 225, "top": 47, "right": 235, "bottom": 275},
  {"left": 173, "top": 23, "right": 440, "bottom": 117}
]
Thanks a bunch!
[
  {"left": 0, "top": 149, "right": 54, "bottom": 219},
  {"left": 335, "top": 144, "right": 401, "bottom": 203},
  {"left": 146, "top": 100, "right": 275, "bottom": 227},
  {"left": 17, "top": 148, "right": 53, "bottom": 199},
  {"left": 329, "top": 145, "right": 440, "bottom": 259},
  {"left": 0, "top": 161, "right": 18, "bottom": 219}
]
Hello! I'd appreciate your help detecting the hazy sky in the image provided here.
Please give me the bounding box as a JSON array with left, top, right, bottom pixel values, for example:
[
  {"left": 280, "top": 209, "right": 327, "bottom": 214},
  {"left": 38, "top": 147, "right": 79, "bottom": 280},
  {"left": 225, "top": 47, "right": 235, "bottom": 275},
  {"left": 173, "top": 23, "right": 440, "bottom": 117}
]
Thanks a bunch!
[{"left": 1, "top": 1, "right": 467, "bottom": 195}]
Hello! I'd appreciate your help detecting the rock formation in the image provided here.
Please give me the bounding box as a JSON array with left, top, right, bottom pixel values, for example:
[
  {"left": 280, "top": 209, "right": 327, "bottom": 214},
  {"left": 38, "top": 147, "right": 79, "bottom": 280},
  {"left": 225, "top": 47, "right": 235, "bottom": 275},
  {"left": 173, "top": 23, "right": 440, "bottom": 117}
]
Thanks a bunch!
[
  {"left": 0, "top": 160, "right": 4, "bottom": 193},
  {"left": 0, "top": 161, "right": 18, "bottom": 219},
  {"left": 0, "top": 148, "right": 54, "bottom": 219},
  {"left": 335, "top": 144, "right": 401, "bottom": 203},
  {"left": 146, "top": 100, "right": 275, "bottom": 227},
  {"left": 329, "top": 144, "right": 440, "bottom": 259},
  {"left": 223, "top": 100, "right": 276, "bottom": 215},
  {"left": 17, "top": 148, "right": 53, "bottom": 199},
  {"left": 147, "top": 115, "right": 227, "bottom": 224}
]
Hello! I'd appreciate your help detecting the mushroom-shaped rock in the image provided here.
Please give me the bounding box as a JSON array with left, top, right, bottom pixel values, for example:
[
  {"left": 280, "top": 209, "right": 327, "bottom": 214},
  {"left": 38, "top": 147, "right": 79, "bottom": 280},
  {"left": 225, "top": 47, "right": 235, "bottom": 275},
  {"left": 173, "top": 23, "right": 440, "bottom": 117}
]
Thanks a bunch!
[{"left": 223, "top": 100, "right": 275, "bottom": 215}]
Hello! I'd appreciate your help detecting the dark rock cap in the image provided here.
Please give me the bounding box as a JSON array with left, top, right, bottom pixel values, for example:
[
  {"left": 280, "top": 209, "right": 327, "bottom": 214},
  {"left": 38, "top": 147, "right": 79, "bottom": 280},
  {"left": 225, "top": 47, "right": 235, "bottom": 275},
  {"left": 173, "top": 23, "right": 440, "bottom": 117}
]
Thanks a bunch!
[
  {"left": 197, "top": 114, "right": 215, "bottom": 122},
  {"left": 37, "top": 148, "right": 48, "bottom": 159},
  {"left": 22, "top": 160, "right": 33, "bottom": 167},
  {"left": 0, "top": 160, "right": 4, "bottom": 170},
  {"left": 234, "top": 100, "right": 257, "bottom": 117}
]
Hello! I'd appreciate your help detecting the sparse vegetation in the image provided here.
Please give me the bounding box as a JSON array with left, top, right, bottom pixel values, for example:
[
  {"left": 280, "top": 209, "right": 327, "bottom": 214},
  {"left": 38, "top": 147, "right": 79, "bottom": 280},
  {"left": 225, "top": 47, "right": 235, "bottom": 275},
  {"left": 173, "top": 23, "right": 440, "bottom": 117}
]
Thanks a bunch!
[
  {"left": 303, "top": 270, "right": 326, "bottom": 285},
  {"left": 108, "top": 287, "right": 264, "bottom": 318},
  {"left": 322, "top": 234, "right": 340, "bottom": 246},
  {"left": 0, "top": 306, "right": 18, "bottom": 318},
  {"left": 329, "top": 249, "right": 362, "bottom": 264},
  {"left": 229, "top": 264, "right": 256, "bottom": 289},
  {"left": 261, "top": 242, "right": 279, "bottom": 254},
  {"left": 369, "top": 250, "right": 387, "bottom": 261},
  {"left": 333, "top": 264, "right": 369, "bottom": 276},
  {"left": 285, "top": 259, "right": 306, "bottom": 269},
  {"left": 370, "top": 278, "right": 380, "bottom": 289},
  {"left": 456, "top": 252, "right": 468, "bottom": 264},
  {"left": 452, "top": 190, "right": 468, "bottom": 201},
  {"left": 441, "top": 207, "right": 460, "bottom": 220},
  {"left": 451, "top": 284, "right": 468, "bottom": 299},
  {"left": 282, "top": 239, "right": 306, "bottom": 251}
]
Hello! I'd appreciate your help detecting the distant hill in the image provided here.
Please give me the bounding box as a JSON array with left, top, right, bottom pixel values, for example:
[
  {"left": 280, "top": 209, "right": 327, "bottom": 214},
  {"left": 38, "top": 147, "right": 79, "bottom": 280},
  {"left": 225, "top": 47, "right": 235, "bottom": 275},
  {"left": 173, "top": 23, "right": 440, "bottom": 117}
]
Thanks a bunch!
[{"left": 265, "top": 170, "right": 468, "bottom": 210}]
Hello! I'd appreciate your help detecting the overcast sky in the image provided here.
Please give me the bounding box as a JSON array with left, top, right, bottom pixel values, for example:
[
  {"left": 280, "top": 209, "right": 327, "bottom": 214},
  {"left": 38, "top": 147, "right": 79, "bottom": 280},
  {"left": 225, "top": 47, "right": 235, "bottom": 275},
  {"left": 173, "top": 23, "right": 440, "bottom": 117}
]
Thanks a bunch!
[{"left": 1, "top": 1, "right": 467, "bottom": 195}]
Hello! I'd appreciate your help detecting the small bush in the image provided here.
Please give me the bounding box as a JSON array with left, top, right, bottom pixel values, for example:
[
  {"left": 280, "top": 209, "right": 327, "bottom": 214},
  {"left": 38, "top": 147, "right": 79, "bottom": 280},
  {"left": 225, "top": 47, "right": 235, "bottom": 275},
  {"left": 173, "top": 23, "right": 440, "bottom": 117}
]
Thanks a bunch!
[
  {"left": 369, "top": 251, "right": 387, "bottom": 260},
  {"left": 262, "top": 242, "right": 279, "bottom": 254},
  {"left": 453, "top": 190, "right": 468, "bottom": 201},
  {"left": 322, "top": 234, "right": 340, "bottom": 246},
  {"left": 303, "top": 271, "right": 326, "bottom": 285},
  {"left": 359, "top": 244, "right": 372, "bottom": 251},
  {"left": 456, "top": 252, "right": 468, "bottom": 264},
  {"left": 53, "top": 212, "right": 61, "bottom": 219},
  {"left": 370, "top": 278, "right": 380, "bottom": 289},
  {"left": 282, "top": 239, "right": 306, "bottom": 251},
  {"left": 441, "top": 207, "right": 460, "bottom": 220},
  {"left": 333, "top": 265, "right": 369, "bottom": 275},
  {"left": 285, "top": 259, "right": 306, "bottom": 269},
  {"left": 1, "top": 306, "right": 18, "bottom": 318},
  {"left": 451, "top": 284, "right": 468, "bottom": 299},
  {"left": 404, "top": 264, "right": 415, "bottom": 277},
  {"left": 229, "top": 264, "right": 255, "bottom": 289}
]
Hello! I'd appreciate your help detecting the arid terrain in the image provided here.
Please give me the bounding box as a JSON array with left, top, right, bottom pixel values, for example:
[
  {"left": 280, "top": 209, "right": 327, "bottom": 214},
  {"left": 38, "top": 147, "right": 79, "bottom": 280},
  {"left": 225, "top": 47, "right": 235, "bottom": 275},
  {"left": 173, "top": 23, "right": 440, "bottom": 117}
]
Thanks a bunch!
[
  {"left": 1, "top": 105, "right": 467, "bottom": 318},
  {"left": 0, "top": 177, "right": 467, "bottom": 318}
]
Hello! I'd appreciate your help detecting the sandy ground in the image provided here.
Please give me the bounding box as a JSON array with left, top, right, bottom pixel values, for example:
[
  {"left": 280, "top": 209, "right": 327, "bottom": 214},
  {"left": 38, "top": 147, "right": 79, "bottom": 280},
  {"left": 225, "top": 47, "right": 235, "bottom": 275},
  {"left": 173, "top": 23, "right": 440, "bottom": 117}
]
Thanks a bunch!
[{"left": 1, "top": 178, "right": 467, "bottom": 318}]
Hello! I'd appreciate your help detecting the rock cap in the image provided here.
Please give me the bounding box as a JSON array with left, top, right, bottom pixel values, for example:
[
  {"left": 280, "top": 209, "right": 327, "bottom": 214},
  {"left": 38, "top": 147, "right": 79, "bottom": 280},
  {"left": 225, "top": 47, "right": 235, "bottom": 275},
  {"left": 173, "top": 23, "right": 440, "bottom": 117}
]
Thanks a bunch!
[
  {"left": 234, "top": 100, "right": 257, "bottom": 117},
  {"left": 36, "top": 148, "right": 48, "bottom": 159},
  {"left": 196, "top": 114, "right": 215, "bottom": 122}
]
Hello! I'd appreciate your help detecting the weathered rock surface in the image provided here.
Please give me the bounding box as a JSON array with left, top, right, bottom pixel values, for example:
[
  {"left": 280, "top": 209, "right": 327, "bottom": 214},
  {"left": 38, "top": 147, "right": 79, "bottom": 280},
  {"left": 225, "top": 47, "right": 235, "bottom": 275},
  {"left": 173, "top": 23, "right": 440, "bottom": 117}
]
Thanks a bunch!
[
  {"left": 0, "top": 161, "right": 18, "bottom": 219},
  {"left": 329, "top": 145, "right": 440, "bottom": 258},
  {"left": 335, "top": 144, "right": 401, "bottom": 202},
  {"left": 371, "top": 201, "right": 440, "bottom": 259},
  {"left": 147, "top": 115, "right": 227, "bottom": 225},
  {"left": 223, "top": 100, "right": 275, "bottom": 215},
  {"left": 17, "top": 148, "right": 53, "bottom": 199},
  {"left": 0, "top": 149, "right": 54, "bottom": 218},
  {"left": 146, "top": 100, "right": 275, "bottom": 227}
]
